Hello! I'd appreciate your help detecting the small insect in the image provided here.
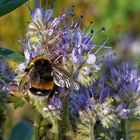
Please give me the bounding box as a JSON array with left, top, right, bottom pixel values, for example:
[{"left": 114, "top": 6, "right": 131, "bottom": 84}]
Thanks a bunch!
[{"left": 19, "top": 55, "right": 79, "bottom": 99}]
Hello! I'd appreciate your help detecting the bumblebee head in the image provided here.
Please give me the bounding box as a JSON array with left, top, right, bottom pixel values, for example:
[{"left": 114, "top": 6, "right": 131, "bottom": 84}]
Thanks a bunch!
[{"left": 25, "top": 56, "right": 52, "bottom": 74}]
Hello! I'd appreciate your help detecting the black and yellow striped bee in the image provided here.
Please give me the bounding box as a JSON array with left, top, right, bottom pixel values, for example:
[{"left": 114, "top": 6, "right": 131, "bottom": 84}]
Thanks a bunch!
[{"left": 19, "top": 55, "right": 79, "bottom": 99}]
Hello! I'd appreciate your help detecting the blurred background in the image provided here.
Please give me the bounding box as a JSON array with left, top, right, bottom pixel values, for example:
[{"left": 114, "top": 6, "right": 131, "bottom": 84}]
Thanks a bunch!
[
  {"left": 0, "top": 0, "right": 140, "bottom": 139},
  {"left": 0, "top": 0, "right": 140, "bottom": 52}
]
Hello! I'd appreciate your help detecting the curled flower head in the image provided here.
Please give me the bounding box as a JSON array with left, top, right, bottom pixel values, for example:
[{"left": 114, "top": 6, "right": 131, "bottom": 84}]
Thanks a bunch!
[
  {"left": 70, "top": 85, "right": 120, "bottom": 130},
  {"left": 12, "top": 2, "right": 110, "bottom": 126},
  {"left": 107, "top": 62, "right": 140, "bottom": 98},
  {"left": 70, "top": 87, "right": 90, "bottom": 114},
  {"left": 16, "top": 1, "right": 107, "bottom": 91},
  {"left": 95, "top": 55, "right": 140, "bottom": 118}
]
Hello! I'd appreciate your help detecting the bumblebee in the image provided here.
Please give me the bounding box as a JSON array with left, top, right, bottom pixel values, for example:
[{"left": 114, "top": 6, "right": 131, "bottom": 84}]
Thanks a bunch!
[{"left": 19, "top": 56, "right": 79, "bottom": 99}]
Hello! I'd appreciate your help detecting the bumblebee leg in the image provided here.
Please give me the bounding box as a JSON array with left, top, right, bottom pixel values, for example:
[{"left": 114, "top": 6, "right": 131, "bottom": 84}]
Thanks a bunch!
[{"left": 48, "top": 85, "right": 58, "bottom": 102}]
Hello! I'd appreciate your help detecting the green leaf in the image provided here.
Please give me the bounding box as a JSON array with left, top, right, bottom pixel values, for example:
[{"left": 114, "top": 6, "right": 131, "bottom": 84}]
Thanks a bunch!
[
  {"left": 0, "top": 0, "right": 28, "bottom": 17},
  {"left": 0, "top": 0, "right": 9, "bottom": 5},
  {"left": 0, "top": 73, "right": 11, "bottom": 83},
  {"left": 7, "top": 52, "right": 25, "bottom": 62},
  {"left": 10, "top": 121, "right": 33, "bottom": 140},
  {"left": 0, "top": 47, "right": 25, "bottom": 62},
  {"left": 0, "top": 47, "right": 14, "bottom": 56}
]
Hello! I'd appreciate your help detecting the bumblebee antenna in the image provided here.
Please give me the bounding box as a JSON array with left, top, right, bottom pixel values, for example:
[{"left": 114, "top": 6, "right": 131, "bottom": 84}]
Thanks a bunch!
[{"left": 54, "top": 55, "right": 62, "bottom": 63}]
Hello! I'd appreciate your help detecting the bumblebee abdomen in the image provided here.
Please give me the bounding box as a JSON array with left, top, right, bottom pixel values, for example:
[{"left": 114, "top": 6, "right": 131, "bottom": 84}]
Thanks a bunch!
[
  {"left": 29, "top": 87, "right": 52, "bottom": 96},
  {"left": 30, "top": 80, "right": 54, "bottom": 90}
]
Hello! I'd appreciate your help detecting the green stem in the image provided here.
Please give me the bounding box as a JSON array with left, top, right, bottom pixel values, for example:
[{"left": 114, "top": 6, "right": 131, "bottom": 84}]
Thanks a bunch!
[
  {"left": 90, "top": 119, "right": 94, "bottom": 140},
  {"left": 59, "top": 97, "right": 73, "bottom": 139},
  {"left": 0, "top": 98, "right": 7, "bottom": 140},
  {"left": 34, "top": 111, "right": 41, "bottom": 140},
  {"left": 52, "top": 118, "right": 59, "bottom": 140},
  {"left": 0, "top": 113, "right": 5, "bottom": 140},
  {"left": 125, "top": 119, "right": 130, "bottom": 140}
]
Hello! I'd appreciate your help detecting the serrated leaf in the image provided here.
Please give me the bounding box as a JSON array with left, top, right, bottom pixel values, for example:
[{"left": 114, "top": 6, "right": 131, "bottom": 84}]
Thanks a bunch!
[
  {"left": 10, "top": 121, "right": 33, "bottom": 140},
  {"left": 0, "top": 47, "right": 25, "bottom": 62},
  {"left": 0, "top": 0, "right": 28, "bottom": 17}
]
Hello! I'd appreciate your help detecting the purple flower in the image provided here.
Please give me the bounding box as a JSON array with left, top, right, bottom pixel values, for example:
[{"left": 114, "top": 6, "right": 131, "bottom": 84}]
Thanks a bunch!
[
  {"left": 0, "top": 59, "right": 17, "bottom": 97},
  {"left": 48, "top": 97, "right": 62, "bottom": 111},
  {"left": 18, "top": 1, "right": 107, "bottom": 90},
  {"left": 69, "top": 86, "right": 94, "bottom": 118},
  {"left": 109, "top": 62, "right": 140, "bottom": 97},
  {"left": 93, "top": 59, "right": 140, "bottom": 118},
  {"left": 116, "top": 103, "right": 131, "bottom": 119},
  {"left": 0, "top": 60, "right": 11, "bottom": 77}
]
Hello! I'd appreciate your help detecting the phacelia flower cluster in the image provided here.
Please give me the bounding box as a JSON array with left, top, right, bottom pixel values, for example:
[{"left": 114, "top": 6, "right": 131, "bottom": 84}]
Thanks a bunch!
[{"left": 5, "top": 1, "right": 140, "bottom": 139}]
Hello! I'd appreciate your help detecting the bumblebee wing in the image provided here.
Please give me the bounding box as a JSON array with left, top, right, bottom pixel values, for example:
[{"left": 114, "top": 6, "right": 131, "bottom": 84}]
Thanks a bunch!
[
  {"left": 53, "top": 68, "right": 80, "bottom": 90},
  {"left": 19, "top": 74, "right": 30, "bottom": 93}
]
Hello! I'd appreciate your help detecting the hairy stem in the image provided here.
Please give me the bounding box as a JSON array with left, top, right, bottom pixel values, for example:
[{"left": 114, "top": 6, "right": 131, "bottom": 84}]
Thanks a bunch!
[
  {"left": 52, "top": 118, "right": 59, "bottom": 140},
  {"left": 90, "top": 119, "right": 94, "bottom": 140},
  {"left": 125, "top": 119, "right": 130, "bottom": 140},
  {"left": 59, "top": 97, "right": 73, "bottom": 139},
  {"left": 0, "top": 113, "right": 5, "bottom": 140},
  {"left": 34, "top": 111, "right": 41, "bottom": 140}
]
